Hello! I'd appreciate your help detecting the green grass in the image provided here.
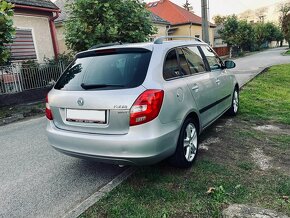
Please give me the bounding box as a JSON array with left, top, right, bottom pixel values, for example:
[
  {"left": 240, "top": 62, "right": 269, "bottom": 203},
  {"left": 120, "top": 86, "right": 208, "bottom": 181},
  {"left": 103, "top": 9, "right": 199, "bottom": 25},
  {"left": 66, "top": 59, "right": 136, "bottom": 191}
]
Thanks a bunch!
[
  {"left": 285, "top": 50, "right": 290, "bottom": 55},
  {"left": 80, "top": 159, "right": 290, "bottom": 218},
  {"left": 239, "top": 64, "right": 290, "bottom": 125}
]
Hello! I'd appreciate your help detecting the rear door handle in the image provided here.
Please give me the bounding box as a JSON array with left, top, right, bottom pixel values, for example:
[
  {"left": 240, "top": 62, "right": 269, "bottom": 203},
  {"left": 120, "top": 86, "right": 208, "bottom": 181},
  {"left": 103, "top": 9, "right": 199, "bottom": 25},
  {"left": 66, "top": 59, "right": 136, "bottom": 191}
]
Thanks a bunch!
[{"left": 192, "top": 84, "right": 199, "bottom": 91}]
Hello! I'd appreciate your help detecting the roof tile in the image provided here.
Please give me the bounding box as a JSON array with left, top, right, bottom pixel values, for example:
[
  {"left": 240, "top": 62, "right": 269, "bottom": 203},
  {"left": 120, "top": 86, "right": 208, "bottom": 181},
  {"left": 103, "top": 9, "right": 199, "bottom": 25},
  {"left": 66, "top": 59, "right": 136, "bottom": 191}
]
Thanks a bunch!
[
  {"left": 7, "top": 0, "right": 58, "bottom": 10},
  {"left": 147, "top": 0, "right": 215, "bottom": 27}
]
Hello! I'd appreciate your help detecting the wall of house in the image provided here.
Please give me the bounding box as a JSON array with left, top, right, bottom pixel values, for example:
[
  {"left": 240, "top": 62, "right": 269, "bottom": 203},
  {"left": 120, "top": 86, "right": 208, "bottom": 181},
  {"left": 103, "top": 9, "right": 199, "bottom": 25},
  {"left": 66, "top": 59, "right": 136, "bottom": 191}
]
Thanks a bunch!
[
  {"left": 13, "top": 14, "right": 55, "bottom": 62},
  {"left": 151, "top": 23, "right": 168, "bottom": 38},
  {"left": 55, "top": 24, "right": 69, "bottom": 54},
  {"left": 170, "top": 24, "right": 215, "bottom": 46}
]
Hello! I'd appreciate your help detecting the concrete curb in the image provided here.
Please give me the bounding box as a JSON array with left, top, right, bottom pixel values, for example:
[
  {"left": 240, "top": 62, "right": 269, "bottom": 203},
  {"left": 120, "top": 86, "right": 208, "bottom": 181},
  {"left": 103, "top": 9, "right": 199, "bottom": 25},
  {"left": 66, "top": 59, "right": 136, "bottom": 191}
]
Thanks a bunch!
[
  {"left": 0, "top": 114, "right": 24, "bottom": 126},
  {"left": 63, "top": 167, "right": 135, "bottom": 218},
  {"left": 239, "top": 67, "right": 270, "bottom": 89}
]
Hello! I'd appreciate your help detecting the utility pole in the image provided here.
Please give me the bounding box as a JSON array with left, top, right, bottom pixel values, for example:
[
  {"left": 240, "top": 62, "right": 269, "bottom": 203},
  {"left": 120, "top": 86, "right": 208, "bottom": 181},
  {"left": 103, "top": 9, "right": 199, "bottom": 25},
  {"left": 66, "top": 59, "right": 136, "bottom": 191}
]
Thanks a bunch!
[{"left": 201, "top": 0, "right": 210, "bottom": 44}]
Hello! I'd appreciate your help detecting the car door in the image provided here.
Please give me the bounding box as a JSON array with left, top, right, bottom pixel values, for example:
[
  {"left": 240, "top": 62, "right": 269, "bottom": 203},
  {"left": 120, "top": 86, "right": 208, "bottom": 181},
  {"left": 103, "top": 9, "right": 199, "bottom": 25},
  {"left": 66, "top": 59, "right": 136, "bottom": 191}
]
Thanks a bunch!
[
  {"left": 179, "top": 47, "right": 218, "bottom": 128},
  {"left": 199, "top": 45, "right": 232, "bottom": 116}
]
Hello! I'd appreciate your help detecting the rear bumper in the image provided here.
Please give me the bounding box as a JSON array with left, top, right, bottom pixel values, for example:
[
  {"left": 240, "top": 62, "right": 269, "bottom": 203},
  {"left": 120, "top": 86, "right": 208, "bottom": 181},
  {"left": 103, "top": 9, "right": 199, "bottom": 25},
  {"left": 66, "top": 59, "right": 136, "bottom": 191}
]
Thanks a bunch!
[{"left": 46, "top": 120, "right": 180, "bottom": 165}]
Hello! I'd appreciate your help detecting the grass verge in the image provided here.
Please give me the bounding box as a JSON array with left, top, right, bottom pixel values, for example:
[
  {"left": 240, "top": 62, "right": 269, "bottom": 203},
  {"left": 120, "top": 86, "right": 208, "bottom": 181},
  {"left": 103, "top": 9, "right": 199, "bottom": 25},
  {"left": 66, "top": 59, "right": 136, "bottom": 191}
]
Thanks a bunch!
[
  {"left": 239, "top": 64, "right": 290, "bottom": 125},
  {"left": 80, "top": 64, "right": 290, "bottom": 218}
]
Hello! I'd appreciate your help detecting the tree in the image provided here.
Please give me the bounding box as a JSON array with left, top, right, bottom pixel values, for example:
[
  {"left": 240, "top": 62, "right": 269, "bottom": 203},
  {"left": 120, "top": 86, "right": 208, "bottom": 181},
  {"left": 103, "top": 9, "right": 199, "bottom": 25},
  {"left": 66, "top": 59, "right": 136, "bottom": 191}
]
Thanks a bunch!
[
  {"left": 183, "top": 0, "right": 193, "bottom": 12},
  {"left": 278, "top": 1, "right": 290, "bottom": 46},
  {"left": 218, "top": 15, "right": 240, "bottom": 57},
  {"left": 254, "top": 22, "right": 284, "bottom": 49},
  {"left": 212, "top": 15, "right": 227, "bottom": 25},
  {"left": 236, "top": 20, "right": 255, "bottom": 52},
  {"left": 0, "top": 0, "right": 15, "bottom": 65},
  {"left": 65, "top": 0, "right": 156, "bottom": 52},
  {"left": 282, "top": 14, "right": 290, "bottom": 47}
]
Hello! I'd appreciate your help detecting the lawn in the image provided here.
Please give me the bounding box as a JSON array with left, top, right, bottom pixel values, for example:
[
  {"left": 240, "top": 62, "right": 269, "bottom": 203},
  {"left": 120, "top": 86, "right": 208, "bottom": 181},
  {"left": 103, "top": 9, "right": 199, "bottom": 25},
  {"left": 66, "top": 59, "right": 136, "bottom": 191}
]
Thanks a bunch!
[
  {"left": 80, "top": 64, "right": 290, "bottom": 218},
  {"left": 285, "top": 50, "right": 290, "bottom": 55},
  {"left": 239, "top": 64, "right": 290, "bottom": 125}
]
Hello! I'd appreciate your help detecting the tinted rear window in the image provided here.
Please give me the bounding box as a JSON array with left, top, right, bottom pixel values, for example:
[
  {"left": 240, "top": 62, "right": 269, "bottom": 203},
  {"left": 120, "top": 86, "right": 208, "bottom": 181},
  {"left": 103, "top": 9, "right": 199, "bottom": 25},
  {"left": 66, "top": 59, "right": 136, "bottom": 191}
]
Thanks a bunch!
[{"left": 54, "top": 49, "right": 152, "bottom": 91}]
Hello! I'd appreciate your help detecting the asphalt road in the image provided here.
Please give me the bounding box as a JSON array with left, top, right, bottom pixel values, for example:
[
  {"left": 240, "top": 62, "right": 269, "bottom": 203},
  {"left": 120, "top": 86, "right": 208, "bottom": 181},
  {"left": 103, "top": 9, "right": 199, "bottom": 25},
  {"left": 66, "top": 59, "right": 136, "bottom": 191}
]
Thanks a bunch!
[
  {"left": 0, "top": 47, "right": 289, "bottom": 218},
  {"left": 0, "top": 117, "right": 123, "bottom": 218},
  {"left": 230, "top": 47, "right": 290, "bottom": 87}
]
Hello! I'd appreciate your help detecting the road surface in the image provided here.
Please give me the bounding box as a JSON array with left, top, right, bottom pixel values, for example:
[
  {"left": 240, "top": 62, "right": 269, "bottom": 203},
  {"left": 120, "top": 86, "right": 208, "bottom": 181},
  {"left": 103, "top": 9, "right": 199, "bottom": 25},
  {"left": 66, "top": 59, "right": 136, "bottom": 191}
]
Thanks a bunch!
[
  {"left": 0, "top": 117, "right": 123, "bottom": 217},
  {"left": 230, "top": 47, "right": 290, "bottom": 87},
  {"left": 0, "top": 47, "right": 289, "bottom": 218}
]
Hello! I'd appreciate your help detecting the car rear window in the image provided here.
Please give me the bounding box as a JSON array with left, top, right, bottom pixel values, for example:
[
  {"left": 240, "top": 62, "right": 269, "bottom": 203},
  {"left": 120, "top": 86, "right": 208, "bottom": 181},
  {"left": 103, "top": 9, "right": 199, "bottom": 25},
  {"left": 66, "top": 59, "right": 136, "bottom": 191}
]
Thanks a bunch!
[{"left": 54, "top": 48, "right": 152, "bottom": 91}]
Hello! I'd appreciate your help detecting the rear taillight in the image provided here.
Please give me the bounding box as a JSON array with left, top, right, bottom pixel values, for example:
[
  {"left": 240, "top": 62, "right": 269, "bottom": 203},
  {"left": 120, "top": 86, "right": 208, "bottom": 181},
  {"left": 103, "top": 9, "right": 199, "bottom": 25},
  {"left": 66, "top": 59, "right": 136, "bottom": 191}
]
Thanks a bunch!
[
  {"left": 130, "top": 90, "right": 164, "bottom": 126},
  {"left": 45, "top": 95, "right": 53, "bottom": 120}
]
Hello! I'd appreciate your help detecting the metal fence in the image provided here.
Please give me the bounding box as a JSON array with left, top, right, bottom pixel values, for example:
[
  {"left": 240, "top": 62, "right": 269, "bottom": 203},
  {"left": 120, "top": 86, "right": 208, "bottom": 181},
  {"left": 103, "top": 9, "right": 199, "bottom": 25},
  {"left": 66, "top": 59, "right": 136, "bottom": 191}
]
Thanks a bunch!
[{"left": 0, "top": 62, "right": 65, "bottom": 95}]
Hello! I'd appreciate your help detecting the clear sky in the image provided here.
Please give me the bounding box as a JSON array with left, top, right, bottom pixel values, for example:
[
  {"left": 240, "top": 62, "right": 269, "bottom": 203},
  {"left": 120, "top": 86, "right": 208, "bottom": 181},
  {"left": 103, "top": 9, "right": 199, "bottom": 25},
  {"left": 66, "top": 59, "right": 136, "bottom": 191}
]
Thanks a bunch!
[{"left": 144, "top": 0, "right": 286, "bottom": 19}]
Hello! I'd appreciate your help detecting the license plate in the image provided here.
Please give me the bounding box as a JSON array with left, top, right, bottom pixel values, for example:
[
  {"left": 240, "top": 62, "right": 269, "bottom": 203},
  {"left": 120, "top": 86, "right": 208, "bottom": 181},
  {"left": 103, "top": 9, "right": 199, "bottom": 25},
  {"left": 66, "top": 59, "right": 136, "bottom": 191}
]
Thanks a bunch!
[{"left": 66, "top": 109, "right": 106, "bottom": 124}]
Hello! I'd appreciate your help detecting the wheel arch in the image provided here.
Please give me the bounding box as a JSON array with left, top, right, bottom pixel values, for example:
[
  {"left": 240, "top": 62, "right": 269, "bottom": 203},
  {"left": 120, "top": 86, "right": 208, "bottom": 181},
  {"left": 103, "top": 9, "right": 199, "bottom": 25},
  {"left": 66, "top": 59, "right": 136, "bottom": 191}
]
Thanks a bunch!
[{"left": 183, "top": 110, "right": 201, "bottom": 135}]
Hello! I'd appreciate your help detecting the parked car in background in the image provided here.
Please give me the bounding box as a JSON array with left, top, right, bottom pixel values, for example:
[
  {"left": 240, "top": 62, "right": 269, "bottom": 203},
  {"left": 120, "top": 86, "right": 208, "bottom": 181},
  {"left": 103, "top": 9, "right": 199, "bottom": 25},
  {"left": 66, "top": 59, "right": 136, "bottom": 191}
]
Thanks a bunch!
[{"left": 46, "top": 36, "right": 239, "bottom": 168}]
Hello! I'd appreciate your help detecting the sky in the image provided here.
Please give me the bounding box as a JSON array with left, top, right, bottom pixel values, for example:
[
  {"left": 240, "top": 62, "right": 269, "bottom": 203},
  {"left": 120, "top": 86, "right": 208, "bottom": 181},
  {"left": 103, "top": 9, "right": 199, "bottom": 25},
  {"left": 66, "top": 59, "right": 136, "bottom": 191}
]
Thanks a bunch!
[{"left": 144, "top": 0, "right": 287, "bottom": 19}]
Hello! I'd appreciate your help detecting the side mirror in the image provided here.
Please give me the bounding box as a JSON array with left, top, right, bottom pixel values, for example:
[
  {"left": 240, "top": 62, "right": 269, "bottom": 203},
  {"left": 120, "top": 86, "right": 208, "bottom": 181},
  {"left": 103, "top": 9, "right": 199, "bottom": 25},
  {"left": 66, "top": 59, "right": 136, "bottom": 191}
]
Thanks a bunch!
[{"left": 224, "top": 60, "right": 236, "bottom": 69}]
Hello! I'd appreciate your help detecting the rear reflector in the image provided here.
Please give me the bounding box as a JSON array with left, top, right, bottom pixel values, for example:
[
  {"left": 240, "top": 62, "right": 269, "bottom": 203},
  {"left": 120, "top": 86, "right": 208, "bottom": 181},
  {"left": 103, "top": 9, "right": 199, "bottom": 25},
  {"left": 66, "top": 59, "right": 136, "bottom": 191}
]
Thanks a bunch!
[
  {"left": 45, "top": 95, "right": 53, "bottom": 120},
  {"left": 130, "top": 90, "right": 164, "bottom": 126}
]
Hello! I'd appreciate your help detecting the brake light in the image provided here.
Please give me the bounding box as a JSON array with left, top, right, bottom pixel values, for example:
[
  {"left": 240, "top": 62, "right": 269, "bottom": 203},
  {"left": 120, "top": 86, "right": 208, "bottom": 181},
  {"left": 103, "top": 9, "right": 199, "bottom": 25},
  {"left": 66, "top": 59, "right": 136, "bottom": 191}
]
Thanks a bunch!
[
  {"left": 45, "top": 94, "right": 53, "bottom": 120},
  {"left": 130, "top": 90, "right": 164, "bottom": 126}
]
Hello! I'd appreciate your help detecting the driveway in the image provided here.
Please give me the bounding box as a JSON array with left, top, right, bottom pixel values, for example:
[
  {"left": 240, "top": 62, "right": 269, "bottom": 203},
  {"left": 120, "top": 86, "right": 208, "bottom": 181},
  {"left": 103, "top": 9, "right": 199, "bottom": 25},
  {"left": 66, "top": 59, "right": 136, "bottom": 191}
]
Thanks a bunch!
[
  {"left": 0, "top": 47, "right": 289, "bottom": 218},
  {"left": 230, "top": 47, "right": 290, "bottom": 87}
]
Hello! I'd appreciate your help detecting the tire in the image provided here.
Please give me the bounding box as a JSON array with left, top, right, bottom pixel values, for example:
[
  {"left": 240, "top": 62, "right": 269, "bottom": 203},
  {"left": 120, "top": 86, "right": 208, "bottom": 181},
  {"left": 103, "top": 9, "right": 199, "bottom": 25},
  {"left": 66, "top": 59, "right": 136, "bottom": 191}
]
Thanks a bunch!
[
  {"left": 226, "top": 88, "right": 239, "bottom": 116},
  {"left": 170, "top": 117, "right": 199, "bottom": 168}
]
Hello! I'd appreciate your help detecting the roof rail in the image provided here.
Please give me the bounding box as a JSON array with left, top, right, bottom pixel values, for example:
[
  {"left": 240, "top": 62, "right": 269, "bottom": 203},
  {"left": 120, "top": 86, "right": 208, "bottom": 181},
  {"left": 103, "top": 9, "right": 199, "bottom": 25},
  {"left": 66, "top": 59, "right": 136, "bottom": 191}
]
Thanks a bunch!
[
  {"left": 89, "top": 42, "right": 123, "bottom": 50},
  {"left": 154, "top": 36, "right": 204, "bottom": 44}
]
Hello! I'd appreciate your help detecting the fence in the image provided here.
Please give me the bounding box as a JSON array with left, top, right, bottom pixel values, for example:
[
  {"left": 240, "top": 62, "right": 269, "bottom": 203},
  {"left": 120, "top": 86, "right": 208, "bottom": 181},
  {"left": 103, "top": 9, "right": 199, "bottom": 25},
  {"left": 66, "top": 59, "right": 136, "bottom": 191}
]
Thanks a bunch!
[
  {"left": 213, "top": 46, "right": 230, "bottom": 57},
  {"left": 0, "top": 62, "right": 65, "bottom": 95}
]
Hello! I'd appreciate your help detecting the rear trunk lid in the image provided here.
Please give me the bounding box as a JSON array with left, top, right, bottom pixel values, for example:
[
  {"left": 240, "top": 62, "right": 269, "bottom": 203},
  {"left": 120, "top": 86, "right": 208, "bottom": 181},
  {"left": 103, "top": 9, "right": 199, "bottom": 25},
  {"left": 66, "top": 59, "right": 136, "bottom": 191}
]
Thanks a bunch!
[
  {"left": 49, "top": 87, "right": 145, "bottom": 135},
  {"left": 48, "top": 47, "right": 152, "bottom": 135}
]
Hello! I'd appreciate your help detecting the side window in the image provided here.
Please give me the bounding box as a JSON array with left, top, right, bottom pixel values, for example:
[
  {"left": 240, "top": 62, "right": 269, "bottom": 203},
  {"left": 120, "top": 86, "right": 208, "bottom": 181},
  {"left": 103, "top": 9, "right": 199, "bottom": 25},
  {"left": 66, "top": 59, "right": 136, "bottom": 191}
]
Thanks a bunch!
[
  {"left": 200, "top": 46, "right": 223, "bottom": 71},
  {"left": 183, "top": 47, "right": 206, "bottom": 74},
  {"left": 176, "top": 48, "right": 191, "bottom": 76},
  {"left": 163, "top": 49, "right": 181, "bottom": 80}
]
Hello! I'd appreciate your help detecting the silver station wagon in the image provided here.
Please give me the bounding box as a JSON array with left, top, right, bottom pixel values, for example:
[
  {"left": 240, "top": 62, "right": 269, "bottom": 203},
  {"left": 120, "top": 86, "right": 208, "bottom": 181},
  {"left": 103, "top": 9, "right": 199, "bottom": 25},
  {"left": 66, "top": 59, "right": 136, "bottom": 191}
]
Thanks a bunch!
[{"left": 46, "top": 36, "right": 239, "bottom": 168}]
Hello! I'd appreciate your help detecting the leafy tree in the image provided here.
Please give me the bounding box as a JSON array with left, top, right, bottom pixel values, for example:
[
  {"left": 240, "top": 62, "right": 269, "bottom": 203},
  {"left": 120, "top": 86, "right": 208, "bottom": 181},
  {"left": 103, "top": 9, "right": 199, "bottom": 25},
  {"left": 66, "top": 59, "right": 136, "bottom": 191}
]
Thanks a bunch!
[
  {"left": 212, "top": 15, "right": 227, "bottom": 25},
  {"left": 278, "top": 1, "right": 290, "bottom": 46},
  {"left": 254, "top": 22, "right": 284, "bottom": 49},
  {"left": 65, "top": 0, "right": 156, "bottom": 52},
  {"left": 282, "top": 14, "right": 290, "bottom": 48},
  {"left": 183, "top": 0, "right": 193, "bottom": 12},
  {"left": 0, "top": 0, "right": 15, "bottom": 65},
  {"left": 236, "top": 20, "right": 255, "bottom": 51},
  {"left": 218, "top": 15, "right": 240, "bottom": 57}
]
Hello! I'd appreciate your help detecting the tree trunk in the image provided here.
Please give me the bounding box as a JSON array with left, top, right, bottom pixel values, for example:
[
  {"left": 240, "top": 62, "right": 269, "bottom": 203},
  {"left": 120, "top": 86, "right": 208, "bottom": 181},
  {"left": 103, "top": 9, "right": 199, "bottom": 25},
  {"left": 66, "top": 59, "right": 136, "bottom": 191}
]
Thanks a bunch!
[{"left": 229, "top": 46, "right": 232, "bottom": 59}]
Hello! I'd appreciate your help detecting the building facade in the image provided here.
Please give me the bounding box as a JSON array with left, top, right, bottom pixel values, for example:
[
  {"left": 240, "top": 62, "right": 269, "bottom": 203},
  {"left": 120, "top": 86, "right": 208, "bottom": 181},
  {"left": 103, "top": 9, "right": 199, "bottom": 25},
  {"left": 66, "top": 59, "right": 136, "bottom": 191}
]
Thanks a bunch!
[
  {"left": 147, "top": 0, "right": 216, "bottom": 45},
  {"left": 7, "top": 0, "right": 59, "bottom": 62}
]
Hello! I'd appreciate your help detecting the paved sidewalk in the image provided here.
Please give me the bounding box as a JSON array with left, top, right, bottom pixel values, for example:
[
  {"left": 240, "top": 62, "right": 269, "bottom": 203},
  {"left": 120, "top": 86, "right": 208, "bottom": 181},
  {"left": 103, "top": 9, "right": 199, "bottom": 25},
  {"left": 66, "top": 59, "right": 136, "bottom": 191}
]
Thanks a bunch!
[{"left": 230, "top": 47, "right": 290, "bottom": 87}]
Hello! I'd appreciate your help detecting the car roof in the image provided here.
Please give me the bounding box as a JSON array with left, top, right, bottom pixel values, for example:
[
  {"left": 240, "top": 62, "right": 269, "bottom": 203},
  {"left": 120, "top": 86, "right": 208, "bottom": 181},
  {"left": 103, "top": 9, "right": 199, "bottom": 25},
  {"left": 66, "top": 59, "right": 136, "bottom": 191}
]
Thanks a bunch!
[{"left": 77, "top": 39, "right": 207, "bottom": 57}]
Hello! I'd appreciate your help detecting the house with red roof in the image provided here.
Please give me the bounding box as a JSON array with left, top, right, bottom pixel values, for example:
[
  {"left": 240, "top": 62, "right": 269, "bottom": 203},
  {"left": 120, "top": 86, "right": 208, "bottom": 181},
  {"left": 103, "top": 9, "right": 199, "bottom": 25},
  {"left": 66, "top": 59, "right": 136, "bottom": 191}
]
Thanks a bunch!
[
  {"left": 147, "top": 0, "right": 216, "bottom": 45},
  {"left": 6, "top": 0, "right": 60, "bottom": 62}
]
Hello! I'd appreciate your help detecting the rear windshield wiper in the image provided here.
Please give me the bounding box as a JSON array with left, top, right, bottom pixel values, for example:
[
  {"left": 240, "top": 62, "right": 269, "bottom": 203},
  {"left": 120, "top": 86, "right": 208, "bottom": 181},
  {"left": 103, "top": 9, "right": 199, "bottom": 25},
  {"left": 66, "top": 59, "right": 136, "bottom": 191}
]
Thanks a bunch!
[{"left": 81, "top": 83, "right": 125, "bottom": 90}]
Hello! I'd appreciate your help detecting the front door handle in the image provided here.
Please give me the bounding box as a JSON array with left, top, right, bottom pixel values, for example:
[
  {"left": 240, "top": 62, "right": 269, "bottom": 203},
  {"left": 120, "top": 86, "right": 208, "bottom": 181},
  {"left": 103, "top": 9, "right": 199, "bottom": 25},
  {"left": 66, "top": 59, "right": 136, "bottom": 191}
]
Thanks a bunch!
[{"left": 216, "top": 79, "right": 221, "bottom": 85}]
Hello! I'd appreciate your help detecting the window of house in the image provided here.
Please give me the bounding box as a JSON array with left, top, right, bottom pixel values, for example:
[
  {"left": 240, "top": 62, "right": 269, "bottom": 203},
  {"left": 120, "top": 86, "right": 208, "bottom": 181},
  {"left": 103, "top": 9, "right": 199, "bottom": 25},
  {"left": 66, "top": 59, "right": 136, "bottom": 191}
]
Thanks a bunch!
[{"left": 9, "top": 29, "right": 37, "bottom": 61}]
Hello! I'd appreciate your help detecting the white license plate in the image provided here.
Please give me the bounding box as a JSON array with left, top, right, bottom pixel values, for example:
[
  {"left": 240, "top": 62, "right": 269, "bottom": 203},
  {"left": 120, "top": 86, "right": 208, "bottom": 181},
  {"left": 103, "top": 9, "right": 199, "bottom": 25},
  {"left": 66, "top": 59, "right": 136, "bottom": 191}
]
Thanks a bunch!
[{"left": 66, "top": 109, "right": 106, "bottom": 124}]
